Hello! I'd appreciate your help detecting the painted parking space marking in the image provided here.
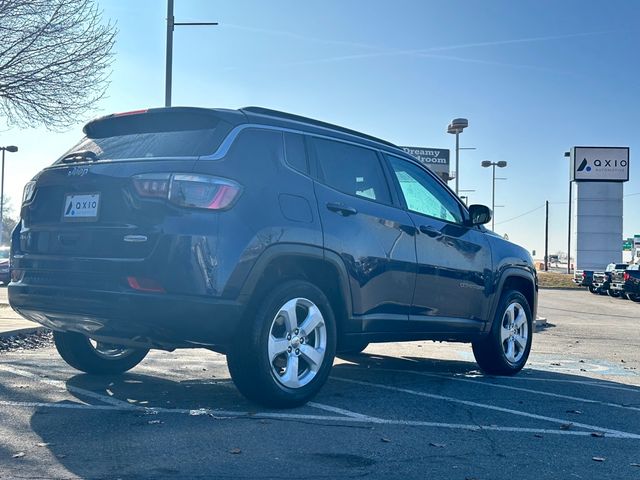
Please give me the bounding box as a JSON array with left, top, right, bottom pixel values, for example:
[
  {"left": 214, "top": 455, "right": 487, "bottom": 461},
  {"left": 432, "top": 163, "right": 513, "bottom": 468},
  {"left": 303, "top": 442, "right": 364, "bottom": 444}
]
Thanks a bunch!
[
  {"left": 3, "top": 358, "right": 639, "bottom": 440},
  {"left": 1, "top": 398, "right": 638, "bottom": 439},
  {"left": 0, "top": 364, "right": 136, "bottom": 409},
  {"left": 368, "top": 368, "right": 640, "bottom": 413},
  {"left": 331, "top": 376, "right": 640, "bottom": 439}
]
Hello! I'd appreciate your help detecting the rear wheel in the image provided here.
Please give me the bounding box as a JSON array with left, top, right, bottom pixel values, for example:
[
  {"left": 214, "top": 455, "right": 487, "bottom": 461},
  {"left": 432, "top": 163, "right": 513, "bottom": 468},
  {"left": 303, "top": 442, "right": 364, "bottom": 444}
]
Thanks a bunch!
[
  {"left": 227, "top": 280, "right": 337, "bottom": 408},
  {"left": 472, "top": 290, "right": 532, "bottom": 375},
  {"left": 53, "top": 331, "right": 148, "bottom": 374},
  {"left": 628, "top": 293, "right": 640, "bottom": 302},
  {"left": 588, "top": 285, "right": 598, "bottom": 294},
  {"left": 608, "top": 289, "right": 621, "bottom": 298}
]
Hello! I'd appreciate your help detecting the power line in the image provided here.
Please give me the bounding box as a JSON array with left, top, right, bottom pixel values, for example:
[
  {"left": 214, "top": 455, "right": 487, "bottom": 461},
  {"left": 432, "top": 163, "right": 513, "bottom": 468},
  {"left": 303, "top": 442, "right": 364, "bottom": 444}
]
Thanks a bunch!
[{"left": 494, "top": 204, "right": 545, "bottom": 226}]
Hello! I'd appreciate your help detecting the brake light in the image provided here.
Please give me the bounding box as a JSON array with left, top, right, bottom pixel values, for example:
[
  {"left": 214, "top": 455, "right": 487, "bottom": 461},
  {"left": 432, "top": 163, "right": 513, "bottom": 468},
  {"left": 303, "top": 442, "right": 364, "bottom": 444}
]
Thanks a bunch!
[
  {"left": 132, "top": 173, "right": 241, "bottom": 210},
  {"left": 127, "top": 276, "right": 165, "bottom": 293},
  {"left": 114, "top": 109, "right": 148, "bottom": 117},
  {"left": 624, "top": 272, "right": 630, "bottom": 282}
]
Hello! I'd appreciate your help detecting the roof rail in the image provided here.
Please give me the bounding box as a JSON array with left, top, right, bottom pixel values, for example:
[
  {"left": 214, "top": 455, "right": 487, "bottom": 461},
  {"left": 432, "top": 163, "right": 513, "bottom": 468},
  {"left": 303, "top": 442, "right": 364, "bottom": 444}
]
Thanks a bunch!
[{"left": 241, "top": 106, "right": 398, "bottom": 149}]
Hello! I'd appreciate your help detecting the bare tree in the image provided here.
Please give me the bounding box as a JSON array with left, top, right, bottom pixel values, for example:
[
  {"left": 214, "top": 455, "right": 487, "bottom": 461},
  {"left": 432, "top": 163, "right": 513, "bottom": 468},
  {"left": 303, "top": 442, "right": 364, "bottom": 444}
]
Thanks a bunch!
[{"left": 0, "top": 0, "right": 116, "bottom": 129}]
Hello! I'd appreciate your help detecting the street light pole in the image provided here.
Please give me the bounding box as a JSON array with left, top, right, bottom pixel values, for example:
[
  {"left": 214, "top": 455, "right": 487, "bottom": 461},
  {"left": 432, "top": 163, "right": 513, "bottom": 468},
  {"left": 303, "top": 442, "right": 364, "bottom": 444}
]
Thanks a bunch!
[
  {"left": 0, "top": 145, "right": 18, "bottom": 245},
  {"left": 447, "top": 118, "right": 469, "bottom": 196},
  {"left": 481, "top": 160, "right": 507, "bottom": 231},
  {"left": 165, "top": 0, "right": 218, "bottom": 107}
]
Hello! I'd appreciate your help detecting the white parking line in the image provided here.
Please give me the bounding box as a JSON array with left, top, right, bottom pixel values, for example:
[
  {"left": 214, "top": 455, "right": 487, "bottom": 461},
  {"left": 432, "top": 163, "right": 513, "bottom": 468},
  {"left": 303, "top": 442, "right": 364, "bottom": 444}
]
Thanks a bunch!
[
  {"left": 0, "top": 364, "right": 136, "bottom": 409},
  {"left": 494, "top": 375, "right": 640, "bottom": 394},
  {"left": 0, "top": 398, "right": 638, "bottom": 439},
  {"left": 371, "top": 368, "right": 640, "bottom": 413},
  {"left": 332, "top": 376, "right": 640, "bottom": 439}
]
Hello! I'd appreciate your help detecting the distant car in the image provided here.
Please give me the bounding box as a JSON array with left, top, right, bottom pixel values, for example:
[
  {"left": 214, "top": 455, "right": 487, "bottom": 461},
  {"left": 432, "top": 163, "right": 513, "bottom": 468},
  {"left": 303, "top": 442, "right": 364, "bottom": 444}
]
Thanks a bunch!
[
  {"left": 622, "top": 264, "right": 640, "bottom": 302},
  {"left": 592, "top": 263, "right": 627, "bottom": 296},
  {"left": 573, "top": 270, "right": 595, "bottom": 290},
  {"left": 607, "top": 263, "right": 630, "bottom": 297},
  {"left": 0, "top": 246, "right": 9, "bottom": 285}
]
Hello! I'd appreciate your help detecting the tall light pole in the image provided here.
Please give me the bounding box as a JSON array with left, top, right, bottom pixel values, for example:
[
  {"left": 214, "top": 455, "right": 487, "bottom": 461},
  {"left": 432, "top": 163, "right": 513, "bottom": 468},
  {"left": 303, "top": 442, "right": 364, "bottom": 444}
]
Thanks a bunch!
[
  {"left": 447, "top": 118, "right": 469, "bottom": 196},
  {"left": 165, "top": 0, "right": 218, "bottom": 107},
  {"left": 481, "top": 160, "right": 507, "bottom": 231},
  {"left": 0, "top": 145, "right": 18, "bottom": 245},
  {"left": 565, "top": 150, "right": 572, "bottom": 273}
]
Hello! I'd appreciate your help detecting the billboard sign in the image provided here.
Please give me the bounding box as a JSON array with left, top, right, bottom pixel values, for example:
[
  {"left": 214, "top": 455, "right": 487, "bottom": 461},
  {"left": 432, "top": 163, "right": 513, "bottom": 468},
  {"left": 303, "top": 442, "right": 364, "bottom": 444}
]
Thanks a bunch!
[
  {"left": 571, "top": 146, "right": 629, "bottom": 182},
  {"left": 401, "top": 147, "right": 449, "bottom": 168}
]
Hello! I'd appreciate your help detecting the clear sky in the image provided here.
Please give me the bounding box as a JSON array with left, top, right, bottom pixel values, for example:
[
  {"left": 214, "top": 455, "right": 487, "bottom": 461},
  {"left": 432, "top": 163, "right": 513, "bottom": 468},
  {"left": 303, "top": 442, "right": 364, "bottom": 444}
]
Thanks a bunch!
[{"left": 2, "top": 0, "right": 639, "bottom": 258}]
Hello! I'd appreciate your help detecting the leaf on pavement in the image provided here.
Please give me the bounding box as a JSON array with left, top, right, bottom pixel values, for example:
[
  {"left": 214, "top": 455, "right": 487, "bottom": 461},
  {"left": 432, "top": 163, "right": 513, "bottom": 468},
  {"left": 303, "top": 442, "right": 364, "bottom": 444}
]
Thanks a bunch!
[
  {"left": 591, "top": 432, "right": 605, "bottom": 438},
  {"left": 381, "top": 437, "right": 391, "bottom": 443},
  {"left": 630, "top": 463, "right": 640, "bottom": 468},
  {"left": 230, "top": 448, "right": 242, "bottom": 455},
  {"left": 429, "top": 442, "right": 446, "bottom": 448},
  {"left": 36, "top": 442, "right": 52, "bottom": 447},
  {"left": 592, "top": 457, "right": 606, "bottom": 462},
  {"left": 12, "top": 452, "right": 25, "bottom": 459},
  {"left": 560, "top": 423, "right": 573, "bottom": 430},
  {"left": 566, "top": 410, "right": 583, "bottom": 415}
]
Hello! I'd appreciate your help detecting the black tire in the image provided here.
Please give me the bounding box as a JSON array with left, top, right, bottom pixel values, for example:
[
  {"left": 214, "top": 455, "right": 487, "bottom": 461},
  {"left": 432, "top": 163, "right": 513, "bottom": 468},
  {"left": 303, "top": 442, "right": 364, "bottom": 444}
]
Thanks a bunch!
[
  {"left": 472, "top": 290, "right": 533, "bottom": 375},
  {"left": 588, "top": 285, "right": 598, "bottom": 294},
  {"left": 608, "top": 289, "right": 620, "bottom": 298},
  {"left": 629, "top": 293, "right": 640, "bottom": 303},
  {"left": 227, "top": 280, "right": 337, "bottom": 408},
  {"left": 337, "top": 339, "right": 369, "bottom": 355},
  {"left": 53, "top": 331, "right": 149, "bottom": 375}
]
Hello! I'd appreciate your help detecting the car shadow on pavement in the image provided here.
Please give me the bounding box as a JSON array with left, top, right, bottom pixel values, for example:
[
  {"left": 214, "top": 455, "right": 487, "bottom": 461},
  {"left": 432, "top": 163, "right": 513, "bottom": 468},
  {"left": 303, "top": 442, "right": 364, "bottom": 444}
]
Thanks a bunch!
[{"left": 20, "top": 353, "right": 640, "bottom": 479}]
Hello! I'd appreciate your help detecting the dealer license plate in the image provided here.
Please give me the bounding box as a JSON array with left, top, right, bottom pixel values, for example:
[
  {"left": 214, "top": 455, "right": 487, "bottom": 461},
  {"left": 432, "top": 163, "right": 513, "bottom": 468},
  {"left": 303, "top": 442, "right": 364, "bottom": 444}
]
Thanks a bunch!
[{"left": 63, "top": 193, "right": 100, "bottom": 221}]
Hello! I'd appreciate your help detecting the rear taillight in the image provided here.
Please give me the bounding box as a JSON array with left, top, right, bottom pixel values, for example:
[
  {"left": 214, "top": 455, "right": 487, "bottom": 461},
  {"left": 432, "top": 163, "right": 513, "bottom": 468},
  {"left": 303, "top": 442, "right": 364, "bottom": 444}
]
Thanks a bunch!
[
  {"left": 127, "top": 276, "right": 165, "bottom": 293},
  {"left": 624, "top": 272, "right": 630, "bottom": 282},
  {"left": 132, "top": 173, "right": 241, "bottom": 210}
]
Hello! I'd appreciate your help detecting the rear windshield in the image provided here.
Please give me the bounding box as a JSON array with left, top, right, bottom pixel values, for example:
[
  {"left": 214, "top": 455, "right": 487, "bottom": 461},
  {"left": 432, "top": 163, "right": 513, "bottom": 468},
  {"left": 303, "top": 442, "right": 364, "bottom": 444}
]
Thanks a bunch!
[{"left": 56, "top": 111, "right": 233, "bottom": 162}]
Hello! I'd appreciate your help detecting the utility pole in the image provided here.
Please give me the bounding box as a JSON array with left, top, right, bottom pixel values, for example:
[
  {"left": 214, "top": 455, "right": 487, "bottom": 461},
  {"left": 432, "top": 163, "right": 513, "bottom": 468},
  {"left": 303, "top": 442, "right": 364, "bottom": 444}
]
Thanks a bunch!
[
  {"left": 565, "top": 151, "right": 572, "bottom": 273},
  {"left": 165, "top": 0, "right": 218, "bottom": 107},
  {"left": 544, "top": 200, "right": 549, "bottom": 272}
]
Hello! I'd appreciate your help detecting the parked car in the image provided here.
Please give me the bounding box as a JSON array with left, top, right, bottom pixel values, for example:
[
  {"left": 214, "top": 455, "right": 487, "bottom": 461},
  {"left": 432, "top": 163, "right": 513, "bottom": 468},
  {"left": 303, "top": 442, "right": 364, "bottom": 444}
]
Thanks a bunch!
[
  {"left": 9, "top": 107, "right": 537, "bottom": 407},
  {"left": 622, "top": 264, "right": 640, "bottom": 302},
  {"left": 573, "top": 270, "right": 595, "bottom": 290},
  {"left": 607, "top": 263, "right": 629, "bottom": 298},
  {"left": 592, "top": 263, "right": 628, "bottom": 296},
  {"left": 0, "top": 246, "right": 9, "bottom": 285}
]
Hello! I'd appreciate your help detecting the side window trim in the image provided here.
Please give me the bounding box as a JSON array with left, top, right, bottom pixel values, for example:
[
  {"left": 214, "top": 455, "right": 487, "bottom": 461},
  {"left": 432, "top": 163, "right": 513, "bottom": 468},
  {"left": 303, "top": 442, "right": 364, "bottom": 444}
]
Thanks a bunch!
[
  {"left": 283, "top": 131, "right": 310, "bottom": 175},
  {"left": 383, "top": 153, "right": 468, "bottom": 225}
]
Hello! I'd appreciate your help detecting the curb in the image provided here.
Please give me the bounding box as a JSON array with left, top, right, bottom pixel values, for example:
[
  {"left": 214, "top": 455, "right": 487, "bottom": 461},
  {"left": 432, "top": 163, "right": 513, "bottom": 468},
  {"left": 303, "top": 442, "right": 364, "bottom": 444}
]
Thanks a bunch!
[{"left": 0, "top": 326, "right": 47, "bottom": 339}]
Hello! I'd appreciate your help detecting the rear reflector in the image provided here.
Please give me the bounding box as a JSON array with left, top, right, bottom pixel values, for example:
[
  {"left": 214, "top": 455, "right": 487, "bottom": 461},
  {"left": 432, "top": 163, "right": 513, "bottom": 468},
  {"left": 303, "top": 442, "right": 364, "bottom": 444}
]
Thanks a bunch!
[{"left": 127, "top": 276, "right": 165, "bottom": 293}]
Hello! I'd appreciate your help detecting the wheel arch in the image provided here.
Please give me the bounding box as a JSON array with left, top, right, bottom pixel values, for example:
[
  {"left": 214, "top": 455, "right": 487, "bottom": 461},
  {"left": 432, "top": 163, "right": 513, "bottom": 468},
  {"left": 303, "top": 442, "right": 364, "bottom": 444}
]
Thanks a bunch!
[
  {"left": 239, "top": 244, "right": 353, "bottom": 334},
  {"left": 485, "top": 269, "right": 537, "bottom": 334}
]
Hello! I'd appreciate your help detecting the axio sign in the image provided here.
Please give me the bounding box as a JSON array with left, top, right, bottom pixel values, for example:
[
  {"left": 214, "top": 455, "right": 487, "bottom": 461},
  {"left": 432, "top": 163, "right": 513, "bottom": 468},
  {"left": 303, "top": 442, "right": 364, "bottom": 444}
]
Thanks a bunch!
[{"left": 571, "top": 146, "right": 629, "bottom": 182}]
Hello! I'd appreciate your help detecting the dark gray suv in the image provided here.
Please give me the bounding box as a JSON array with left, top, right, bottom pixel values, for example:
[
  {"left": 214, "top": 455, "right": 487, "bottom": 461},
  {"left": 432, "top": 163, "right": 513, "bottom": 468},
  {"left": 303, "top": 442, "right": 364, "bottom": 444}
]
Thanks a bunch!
[{"left": 9, "top": 106, "right": 537, "bottom": 407}]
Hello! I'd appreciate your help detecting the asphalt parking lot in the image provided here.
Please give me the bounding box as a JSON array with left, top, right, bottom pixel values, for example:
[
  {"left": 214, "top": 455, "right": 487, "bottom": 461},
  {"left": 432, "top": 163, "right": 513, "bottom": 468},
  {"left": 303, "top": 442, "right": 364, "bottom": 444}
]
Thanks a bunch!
[{"left": 0, "top": 288, "right": 639, "bottom": 480}]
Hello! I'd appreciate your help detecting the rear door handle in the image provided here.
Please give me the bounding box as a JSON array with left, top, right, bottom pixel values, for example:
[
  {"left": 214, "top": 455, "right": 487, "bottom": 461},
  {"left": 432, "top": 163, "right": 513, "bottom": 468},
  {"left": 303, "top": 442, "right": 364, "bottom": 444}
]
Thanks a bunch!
[
  {"left": 326, "top": 202, "right": 358, "bottom": 216},
  {"left": 418, "top": 225, "right": 442, "bottom": 238}
]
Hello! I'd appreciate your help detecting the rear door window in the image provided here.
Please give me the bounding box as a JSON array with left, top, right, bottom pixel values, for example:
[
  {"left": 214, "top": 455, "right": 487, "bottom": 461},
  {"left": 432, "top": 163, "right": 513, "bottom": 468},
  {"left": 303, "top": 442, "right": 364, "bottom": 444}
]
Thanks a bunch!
[{"left": 310, "top": 138, "right": 391, "bottom": 205}]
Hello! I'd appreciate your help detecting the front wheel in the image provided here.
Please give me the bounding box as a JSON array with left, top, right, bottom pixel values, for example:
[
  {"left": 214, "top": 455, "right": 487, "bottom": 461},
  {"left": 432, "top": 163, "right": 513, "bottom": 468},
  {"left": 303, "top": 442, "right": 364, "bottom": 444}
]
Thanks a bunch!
[
  {"left": 472, "top": 290, "right": 533, "bottom": 375},
  {"left": 227, "top": 280, "right": 337, "bottom": 408},
  {"left": 53, "top": 331, "right": 149, "bottom": 375}
]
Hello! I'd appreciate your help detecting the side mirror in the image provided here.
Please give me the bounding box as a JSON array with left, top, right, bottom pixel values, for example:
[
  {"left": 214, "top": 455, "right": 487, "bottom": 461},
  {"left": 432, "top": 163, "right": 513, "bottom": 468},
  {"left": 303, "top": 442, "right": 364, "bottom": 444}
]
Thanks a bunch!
[{"left": 467, "top": 204, "right": 492, "bottom": 226}]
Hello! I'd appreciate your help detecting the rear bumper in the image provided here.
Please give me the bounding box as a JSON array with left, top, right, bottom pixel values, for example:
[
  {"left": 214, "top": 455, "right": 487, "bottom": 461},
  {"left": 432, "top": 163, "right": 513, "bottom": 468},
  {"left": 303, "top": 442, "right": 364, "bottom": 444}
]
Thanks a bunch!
[{"left": 8, "top": 283, "right": 244, "bottom": 349}]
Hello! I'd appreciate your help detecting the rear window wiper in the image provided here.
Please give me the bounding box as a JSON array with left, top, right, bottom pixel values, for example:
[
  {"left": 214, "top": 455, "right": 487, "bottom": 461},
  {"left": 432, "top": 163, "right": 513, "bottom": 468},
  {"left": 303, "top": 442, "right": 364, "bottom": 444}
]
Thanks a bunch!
[{"left": 61, "top": 150, "right": 98, "bottom": 163}]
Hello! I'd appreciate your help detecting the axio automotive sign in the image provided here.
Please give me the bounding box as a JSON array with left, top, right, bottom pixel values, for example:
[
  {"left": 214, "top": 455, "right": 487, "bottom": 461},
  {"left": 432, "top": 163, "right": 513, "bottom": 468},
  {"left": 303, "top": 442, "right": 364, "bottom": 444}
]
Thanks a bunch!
[{"left": 571, "top": 146, "right": 629, "bottom": 182}]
